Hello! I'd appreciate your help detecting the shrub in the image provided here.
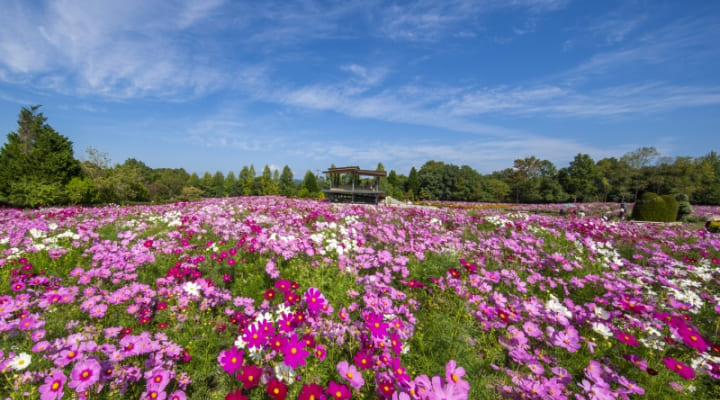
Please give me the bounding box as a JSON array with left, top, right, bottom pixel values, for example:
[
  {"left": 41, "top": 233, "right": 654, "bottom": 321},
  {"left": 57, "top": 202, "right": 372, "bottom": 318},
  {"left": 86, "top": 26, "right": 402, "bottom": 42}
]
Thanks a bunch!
[
  {"left": 675, "top": 193, "right": 692, "bottom": 221},
  {"left": 631, "top": 192, "right": 678, "bottom": 222},
  {"left": 661, "top": 194, "right": 679, "bottom": 222},
  {"left": 708, "top": 221, "right": 720, "bottom": 233}
]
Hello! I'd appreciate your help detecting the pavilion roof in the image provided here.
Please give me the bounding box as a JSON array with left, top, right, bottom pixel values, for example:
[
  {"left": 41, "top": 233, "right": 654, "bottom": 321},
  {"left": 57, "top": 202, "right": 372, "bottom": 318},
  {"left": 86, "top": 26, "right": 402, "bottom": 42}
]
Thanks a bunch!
[{"left": 323, "top": 166, "right": 387, "bottom": 177}]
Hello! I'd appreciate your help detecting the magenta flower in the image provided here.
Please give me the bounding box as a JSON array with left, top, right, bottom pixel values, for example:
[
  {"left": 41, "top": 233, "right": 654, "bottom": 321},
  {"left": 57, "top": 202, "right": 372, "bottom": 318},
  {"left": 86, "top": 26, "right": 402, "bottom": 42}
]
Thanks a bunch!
[
  {"left": 281, "top": 333, "right": 309, "bottom": 369},
  {"left": 364, "top": 312, "right": 389, "bottom": 339},
  {"left": 68, "top": 358, "right": 101, "bottom": 393},
  {"left": 304, "top": 287, "right": 326, "bottom": 314},
  {"left": 299, "top": 382, "right": 327, "bottom": 400},
  {"left": 663, "top": 357, "right": 696, "bottom": 380},
  {"left": 326, "top": 381, "right": 351, "bottom": 400},
  {"left": 237, "top": 364, "right": 262, "bottom": 389},
  {"left": 615, "top": 331, "right": 639, "bottom": 346},
  {"left": 243, "top": 323, "right": 268, "bottom": 349},
  {"left": 218, "top": 347, "right": 244, "bottom": 375},
  {"left": 39, "top": 369, "right": 66, "bottom": 400},
  {"left": 337, "top": 360, "right": 364, "bottom": 390},
  {"left": 353, "top": 350, "right": 372, "bottom": 371}
]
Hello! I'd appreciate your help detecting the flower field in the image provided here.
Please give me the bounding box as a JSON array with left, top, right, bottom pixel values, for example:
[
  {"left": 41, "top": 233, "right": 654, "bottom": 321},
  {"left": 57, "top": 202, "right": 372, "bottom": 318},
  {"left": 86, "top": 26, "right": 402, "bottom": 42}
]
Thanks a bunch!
[{"left": 1, "top": 197, "right": 720, "bottom": 400}]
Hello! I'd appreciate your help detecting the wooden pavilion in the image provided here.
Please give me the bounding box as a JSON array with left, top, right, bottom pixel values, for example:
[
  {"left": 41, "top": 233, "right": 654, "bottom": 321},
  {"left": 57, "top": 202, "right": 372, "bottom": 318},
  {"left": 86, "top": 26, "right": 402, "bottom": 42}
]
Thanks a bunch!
[{"left": 322, "top": 166, "right": 387, "bottom": 205}]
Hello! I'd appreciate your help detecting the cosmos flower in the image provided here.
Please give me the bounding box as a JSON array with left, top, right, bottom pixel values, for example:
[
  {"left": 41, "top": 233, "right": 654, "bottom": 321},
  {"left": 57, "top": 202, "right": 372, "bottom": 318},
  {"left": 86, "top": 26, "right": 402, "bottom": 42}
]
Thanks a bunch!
[
  {"left": 337, "top": 360, "right": 364, "bottom": 389},
  {"left": 266, "top": 378, "right": 288, "bottom": 400},
  {"left": 39, "top": 369, "right": 66, "bottom": 400},
  {"left": 68, "top": 358, "right": 101, "bottom": 393},
  {"left": 663, "top": 357, "right": 696, "bottom": 380},
  {"left": 8, "top": 352, "right": 31, "bottom": 371},
  {"left": 218, "top": 347, "right": 244, "bottom": 375},
  {"left": 299, "top": 383, "right": 326, "bottom": 400}
]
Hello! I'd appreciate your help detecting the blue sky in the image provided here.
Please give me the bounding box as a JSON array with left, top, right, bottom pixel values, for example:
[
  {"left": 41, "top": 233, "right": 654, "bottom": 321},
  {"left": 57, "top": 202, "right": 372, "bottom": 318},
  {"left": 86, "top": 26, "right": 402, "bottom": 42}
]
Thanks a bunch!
[{"left": 1, "top": 0, "right": 719, "bottom": 177}]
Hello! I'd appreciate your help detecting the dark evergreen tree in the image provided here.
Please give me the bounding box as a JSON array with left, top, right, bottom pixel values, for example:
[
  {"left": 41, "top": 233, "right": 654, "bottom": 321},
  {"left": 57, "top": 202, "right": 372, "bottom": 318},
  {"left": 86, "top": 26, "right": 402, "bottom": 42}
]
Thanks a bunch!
[{"left": 0, "top": 106, "right": 82, "bottom": 207}]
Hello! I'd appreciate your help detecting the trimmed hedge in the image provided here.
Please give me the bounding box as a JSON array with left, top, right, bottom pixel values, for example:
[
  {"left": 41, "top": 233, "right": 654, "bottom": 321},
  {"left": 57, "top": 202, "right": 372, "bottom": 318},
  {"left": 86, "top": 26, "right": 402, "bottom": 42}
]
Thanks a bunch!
[
  {"left": 675, "top": 193, "right": 692, "bottom": 221},
  {"left": 631, "top": 192, "right": 678, "bottom": 222}
]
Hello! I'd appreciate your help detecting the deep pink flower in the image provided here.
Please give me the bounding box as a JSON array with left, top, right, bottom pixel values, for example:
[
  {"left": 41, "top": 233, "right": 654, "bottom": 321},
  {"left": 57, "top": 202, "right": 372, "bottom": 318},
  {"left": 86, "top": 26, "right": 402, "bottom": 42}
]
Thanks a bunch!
[
  {"left": 663, "top": 357, "right": 696, "bottom": 380},
  {"left": 364, "top": 312, "right": 389, "bottom": 339},
  {"left": 225, "top": 389, "right": 247, "bottom": 400},
  {"left": 299, "top": 383, "right": 327, "bottom": 400},
  {"left": 304, "top": 287, "right": 326, "bottom": 314},
  {"left": 39, "top": 369, "right": 66, "bottom": 400},
  {"left": 266, "top": 378, "right": 287, "bottom": 400},
  {"left": 281, "top": 333, "right": 309, "bottom": 369},
  {"left": 615, "top": 331, "right": 639, "bottom": 346},
  {"left": 236, "top": 364, "right": 262, "bottom": 389},
  {"left": 218, "top": 347, "right": 244, "bottom": 375},
  {"left": 327, "top": 381, "right": 351, "bottom": 400},
  {"left": 354, "top": 350, "right": 372, "bottom": 371}
]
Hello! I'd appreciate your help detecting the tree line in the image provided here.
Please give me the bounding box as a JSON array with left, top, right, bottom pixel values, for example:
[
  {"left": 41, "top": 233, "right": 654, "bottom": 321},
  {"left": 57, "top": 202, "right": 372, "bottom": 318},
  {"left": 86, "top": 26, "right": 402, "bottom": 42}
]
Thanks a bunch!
[{"left": 1, "top": 106, "right": 718, "bottom": 208}]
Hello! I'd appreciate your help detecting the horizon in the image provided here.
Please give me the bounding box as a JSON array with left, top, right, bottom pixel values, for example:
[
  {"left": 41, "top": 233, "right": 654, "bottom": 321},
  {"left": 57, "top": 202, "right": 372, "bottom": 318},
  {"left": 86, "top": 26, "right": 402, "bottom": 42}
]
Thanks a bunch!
[{"left": 1, "top": 1, "right": 719, "bottom": 177}]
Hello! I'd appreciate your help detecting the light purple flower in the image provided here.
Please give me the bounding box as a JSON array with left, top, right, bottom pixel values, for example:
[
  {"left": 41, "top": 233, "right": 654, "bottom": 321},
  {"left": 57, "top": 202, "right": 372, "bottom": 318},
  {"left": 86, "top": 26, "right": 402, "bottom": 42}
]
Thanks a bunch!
[{"left": 337, "top": 360, "right": 364, "bottom": 390}]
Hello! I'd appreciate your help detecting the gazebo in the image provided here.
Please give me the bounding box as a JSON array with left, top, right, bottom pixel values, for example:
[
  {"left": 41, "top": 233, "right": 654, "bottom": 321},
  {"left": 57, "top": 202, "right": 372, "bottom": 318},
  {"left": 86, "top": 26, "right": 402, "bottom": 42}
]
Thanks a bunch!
[{"left": 322, "top": 166, "right": 387, "bottom": 205}]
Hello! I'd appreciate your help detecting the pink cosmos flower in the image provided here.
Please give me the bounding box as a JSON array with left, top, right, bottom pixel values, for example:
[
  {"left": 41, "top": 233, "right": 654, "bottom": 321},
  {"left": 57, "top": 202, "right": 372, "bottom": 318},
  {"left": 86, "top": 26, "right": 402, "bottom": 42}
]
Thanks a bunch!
[
  {"left": 299, "top": 383, "right": 326, "bottom": 400},
  {"left": 304, "top": 287, "right": 326, "bottom": 314},
  {"left": 168, "top": 390, "right": 187, "bottom": 400},
  {"left": 218, "top": 347, "right": 244, "bottom": 375},
  {"left": 337, "top": 360, "right": 364, "bottom": 389},
  {"left": 364, "top": 312, "right": 389, "bottom": 339},
  {"left": 266, "top": 378, "right": 287, "bottom": 400},
  {"left": 39, "top": 369, "right": 66, "bottom": 400},
  {"left": 225, "top": 389, "right": 247, "bottom": 400},
  {"left": 615, "top": 331, "right": 639, "bottom": 346},
  {"left": 236, "top": 364, "right": 262, "bottom": 389},
  {"left": 146, "top": 368, "right": 171, "bottom": 391},
  {"left": 326, "top": 381, "right": 351, "bottom": 400},
  {"left": 68, "top": 358, "right": 101, "bottom": 393},
  {"left": 281, "top": 333, "right": 309, "bottom": 369},
  {"left": 663, "top": 357, "right": 696, "bottom": 380}
]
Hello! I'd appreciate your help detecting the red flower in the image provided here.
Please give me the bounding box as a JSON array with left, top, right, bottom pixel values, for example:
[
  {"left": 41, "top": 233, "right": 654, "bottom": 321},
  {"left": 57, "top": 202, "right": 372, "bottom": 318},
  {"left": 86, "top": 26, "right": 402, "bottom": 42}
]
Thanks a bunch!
[
  {"left": 377, "top": 380, "right": 395, "bottom": 397},
  {"left": 266, "top": 378, "right": 287, "bottom": 400},
  {"left": 225, "top": 389, "right": 247, "bottom": 400},
  {"left": 236, "top": 365, "right": 262, "bottom": 389},
  {"left": 299, "top": 383, "right": 326, "bottom": 400}
]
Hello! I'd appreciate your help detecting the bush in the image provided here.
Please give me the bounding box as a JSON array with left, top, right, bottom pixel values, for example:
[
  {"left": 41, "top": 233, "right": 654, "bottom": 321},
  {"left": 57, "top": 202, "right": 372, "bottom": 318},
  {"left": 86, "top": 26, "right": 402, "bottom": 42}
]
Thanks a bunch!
[
  {"left": 707, "top": 221, "right": 720, "bottom": 233},
  {"left": 631, "top": 192, "right": 678, "bottom": 222},
  {"left": 675, "top": 193, "right": 692, "bottom": 221}
]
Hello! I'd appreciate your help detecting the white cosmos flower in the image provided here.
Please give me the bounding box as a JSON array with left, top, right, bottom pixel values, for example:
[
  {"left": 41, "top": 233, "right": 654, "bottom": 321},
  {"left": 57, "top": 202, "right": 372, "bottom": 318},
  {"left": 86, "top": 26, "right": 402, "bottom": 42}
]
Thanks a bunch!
[
  {"left": 592, "top": 323, "right": 613, "bottom": 338},
  {"left": 274, "top": 362, "right": 296, "bottom": 384},
  {"left": 183, "top": 281, "right": 201, "bottom": 296},
  {"left": 9, "top": 352, "right": 31, "bottom": 370}
]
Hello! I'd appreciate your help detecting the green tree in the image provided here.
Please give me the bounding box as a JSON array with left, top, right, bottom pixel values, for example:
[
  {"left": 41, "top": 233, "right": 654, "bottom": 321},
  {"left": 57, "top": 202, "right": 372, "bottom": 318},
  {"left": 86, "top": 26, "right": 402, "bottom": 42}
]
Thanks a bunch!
[
  {"left": 261, "top": 165, "right": 278, "bottom": 195},
  {"left": 212, "top": 171, "right": 225, "bottom": 197},
  {"left": 406, "top": 167, "right": 420, "bottom": 199},
  {"left": 559, "top": 154, "right": 598, "bottom": 202},
  {"left": 148, "top": 168, "right": 189, "bottom": 201},
  {"left": 224, "top": 171, "right": 240, "bottom": 197},
  {"left": 0, "top": 106, "right": 82, "bottom": 206},
  {"left": 279, "top": 165, "right": 296, "bottom": 197},
  {"left": 199, "top": 172, "right": 214, "bottom": 197},
  {"left": 299, "top": 170, "right": 320, "bottom": 198}
]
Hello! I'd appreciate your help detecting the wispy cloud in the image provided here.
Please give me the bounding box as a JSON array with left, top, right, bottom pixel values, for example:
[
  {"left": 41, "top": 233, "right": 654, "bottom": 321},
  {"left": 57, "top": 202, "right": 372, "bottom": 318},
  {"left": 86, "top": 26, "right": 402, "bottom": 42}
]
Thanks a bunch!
[{"left": 0, "top": 0, "right": 231, "bottom": 99}]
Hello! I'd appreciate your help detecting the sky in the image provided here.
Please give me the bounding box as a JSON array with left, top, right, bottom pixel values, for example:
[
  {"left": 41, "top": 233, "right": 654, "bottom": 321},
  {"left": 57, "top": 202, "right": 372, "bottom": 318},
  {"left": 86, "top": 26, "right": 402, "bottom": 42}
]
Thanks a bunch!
[{"left": 1, "top": 0, "right": 719, "bottom": 177}]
